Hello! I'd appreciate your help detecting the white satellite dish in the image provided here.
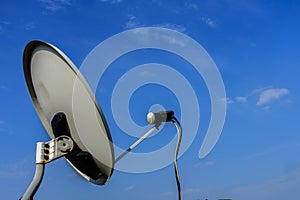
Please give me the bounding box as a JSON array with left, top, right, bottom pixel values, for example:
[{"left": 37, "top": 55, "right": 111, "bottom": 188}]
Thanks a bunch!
[{"left": 21, "top": 41, "right": 182, "bottom": 200}]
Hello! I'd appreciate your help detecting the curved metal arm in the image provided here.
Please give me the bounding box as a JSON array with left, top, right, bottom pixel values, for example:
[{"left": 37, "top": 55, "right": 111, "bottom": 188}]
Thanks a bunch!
[{"left": 21, "top": 163, "right": 45, "bottom": 200}]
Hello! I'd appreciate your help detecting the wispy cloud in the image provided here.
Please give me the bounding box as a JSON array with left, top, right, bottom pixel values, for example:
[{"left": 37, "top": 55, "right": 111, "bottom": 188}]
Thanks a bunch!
[
  {"left": 0, "top": 21, "right": 10, "bottom": 25},
  {"left": 194, "top": 160, "right": 216, "bottom": 169},
  {"left": 25, "top": 22, "right": 35, "bottom": 31},
  {"left": 124, "top": 15, "right": 186, "bottom": 34},
  {"left": 124, "top": 15, "right": 139, "bottom": 29},
  {"left": 130, "top": 26, "right": 187, "bottom": 48},
  {"left": 127, "top": 22, "right": 188, "bottom": 48},
  {"left": 219, "top": 97, "right": 247, "bottom": 104},
  {"left": 0, "top": 85, "right": 8, "bottom": 90},
  {"left": 225, "top": 86, "right": 289, "bottom": 108},
  {"left": 154, "top": 23, "right": 186, "bottom": 33},
  {"left": 205, "top": 161, "right": 215, "bottom": 166},
  {"left": 247, "top": 144, "right": 289, "bottom": 160},
  {"left": 184, "top": 2, "right": 198, "bottom": 10},
  {"left": 124, "top": 185, "right": 135, "bottom": 191},
  {"left": 0, "top": 158, "right": 31, "bottom": 179},
  {"left": 0, "top": 121, "right": 14, "bottom": 135},
  {"left": 38, "top": 0, "right": 72, "bottom": 12},
  {"left": 183, "top": 188, "right": 201, "bottom": 194},
  {"left": 201, "top": 17, "right": 217, "bottom": 28},
  {"left": 228, "top": 167, "right": 300, "bottom": 200},
  {"left": 256, "top": 88, "right": 289, "bottom": 106},
  {"left": 225, "top": 98, "right": 235, "bottom": 104},
  {"left": 0, "top": 21, "right": 10, "bottom": 33},
  {"left": 159, "top": 33, "right": 187, "bottom": 46},
  {"left": 235, "top": 96, "right": 247, "bottom": 103},
  {"left": 98, "top": 0, "right": 123, "bottom": 4},
  {"left": 163, "top": 187, "right": 202, "bottom": 197},
  {"left": 162, "top": 187, "right": 201, "bottom": 197}
]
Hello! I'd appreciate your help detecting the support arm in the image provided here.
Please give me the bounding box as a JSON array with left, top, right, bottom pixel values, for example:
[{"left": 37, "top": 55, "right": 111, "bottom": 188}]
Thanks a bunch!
[
  {"left": 115, "top": 126, "right": 157, "bottom": 163},
  {"left": 21, "top": 163, "right": 44, "bottom": 200}
]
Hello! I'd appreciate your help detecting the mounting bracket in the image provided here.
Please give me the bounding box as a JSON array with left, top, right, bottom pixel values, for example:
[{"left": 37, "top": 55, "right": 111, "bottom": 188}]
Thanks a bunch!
[
  {"left": 20, "top": 136, "right": 74, "bottom": 200},
  {"left": 36, "top": 135, "right": 74, "bottom": 164}
]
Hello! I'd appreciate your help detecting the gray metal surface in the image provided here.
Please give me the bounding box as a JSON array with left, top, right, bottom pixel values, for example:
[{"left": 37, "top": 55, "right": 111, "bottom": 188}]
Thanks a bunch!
[{"left": 23, "top": 40, "right": 114, "bottom": 184}]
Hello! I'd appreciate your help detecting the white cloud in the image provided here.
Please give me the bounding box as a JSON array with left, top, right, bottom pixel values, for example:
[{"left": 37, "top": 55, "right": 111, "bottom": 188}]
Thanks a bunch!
[
  {"left": 178, "top": 166, "right": 300, "bottom": 199},
  {"left": 182, "top": 188, "right": 198, "bottom": 194},
  {"left": 162, "top": 191, "right": 173, "bottom": 196},
  {"left": 228, "top": 167, "right": 300, "bottom": 200},
  {"left": 218, "top": 98, "right": 234, "bottom": 104},
  {"left": 25, "top": 22, "right": 35, "bottom": 31},
  {"left": 219, "top": 96, "right": 248, "bottom": 105},
  {"left": 202, "top": 17, "right": 217, "bottom": 28},
  {"left": 130, "top": 25, "right": 187, "bottom": 47},
  {"left": 226, "top": 98, "right": 235, "bottom": 104},
  {"left": 0, "top": 85, "right": 9, "bottom": 91},
  {"left": 194, "top": 160, "right": 215, "bottom": 169},
  {"left": 256, "top": 88, "right": 289, "bottom": 106},
  {"left": 222, "top": 87, "right": 289, "bottom": 108},
  {"left": 124, "top": 185, "right": 134, "bottom": 191},
  {"left": 0, "top": 21, "right": 10, "bottom": 25},
  {"left": 205, "top": 161, "right": 215, "bottom": 166},
  {"left": 159, "top": 33, "right": 187, "bottom": 46},
  {"left": 154, "top": 23, "right": 186, "bottom": 33},
  {"left": 99, "top": 0, "right": 123, "bottom": 4},
  {"left": 252, "top": 86, "right": 272, "bottom": 94},
  {"left": 0, "top": 158, "right": 31, "bottom": 179},
  {"left": 124, "top": 15, "right": 139, "bottom": 29},
  {"left": 235, "top": 96, "right": 247, "bottom": 103},
  {"left": 163, "top": 188, "right": 201, "bottom": 197},
  {"left": 38, "top": 0, "right": 71, "bottom": 11},
  {"left": 0, "top": 121, "right": 14, "bottom": 135},
  {"left": 184, "top": 2, "right": 198, "bottom": 10},
  {"left": 123, "top": 15, "right": 186, "bottom": 34},
  {"left": 0, "top": 21, "right": 10, "bottom": 33}
]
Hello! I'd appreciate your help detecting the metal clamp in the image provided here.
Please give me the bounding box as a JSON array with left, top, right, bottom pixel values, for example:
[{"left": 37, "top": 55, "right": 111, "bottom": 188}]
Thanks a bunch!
[{"left": 36, "top": 135, "right": 74, "bottom": 164}]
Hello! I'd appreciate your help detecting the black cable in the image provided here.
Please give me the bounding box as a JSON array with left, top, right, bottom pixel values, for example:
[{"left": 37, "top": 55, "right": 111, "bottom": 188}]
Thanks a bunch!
[
  {"left": 146, "top": 111, "right": 182, "bottom": 199},
  {"left": 172, "top": 117, "right": 182, "bottom": 200}
]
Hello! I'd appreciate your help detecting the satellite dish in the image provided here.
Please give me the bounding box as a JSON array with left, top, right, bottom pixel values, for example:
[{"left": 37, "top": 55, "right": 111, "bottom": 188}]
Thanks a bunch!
[
  {"left": 21, "top": 40, "right": 183, "bottom": 200},
  {"left": 23, "top": 40, "right": 114, "bottom": 184}
]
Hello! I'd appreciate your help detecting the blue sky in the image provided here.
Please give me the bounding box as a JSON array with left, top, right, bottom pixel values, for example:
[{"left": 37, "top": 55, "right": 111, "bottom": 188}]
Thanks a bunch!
[{"left": 1, "top": 0, "right": 300, "bottom": 199}]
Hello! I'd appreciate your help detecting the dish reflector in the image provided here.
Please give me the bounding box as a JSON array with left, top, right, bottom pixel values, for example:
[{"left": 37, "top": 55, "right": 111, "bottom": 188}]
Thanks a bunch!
[{"left": 23, "top": 40, "right": 114, "bottom": 185}]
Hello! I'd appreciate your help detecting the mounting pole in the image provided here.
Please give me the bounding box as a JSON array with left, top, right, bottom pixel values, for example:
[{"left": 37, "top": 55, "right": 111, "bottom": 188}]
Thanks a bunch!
[
  {"left": 21, "top": 136, "right": 74, "bottom": 200},
  {"left": 115, "top": 126, "right": 157, "bottom": 163},
  {"left": 21, "top": 163, "right": 44, "bottom": 200}
]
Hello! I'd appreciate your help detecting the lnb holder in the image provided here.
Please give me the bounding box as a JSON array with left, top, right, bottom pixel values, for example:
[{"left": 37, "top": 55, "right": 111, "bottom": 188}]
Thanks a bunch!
[{"left": 147, "top": 110, "right": 175, "bottom": 128}]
